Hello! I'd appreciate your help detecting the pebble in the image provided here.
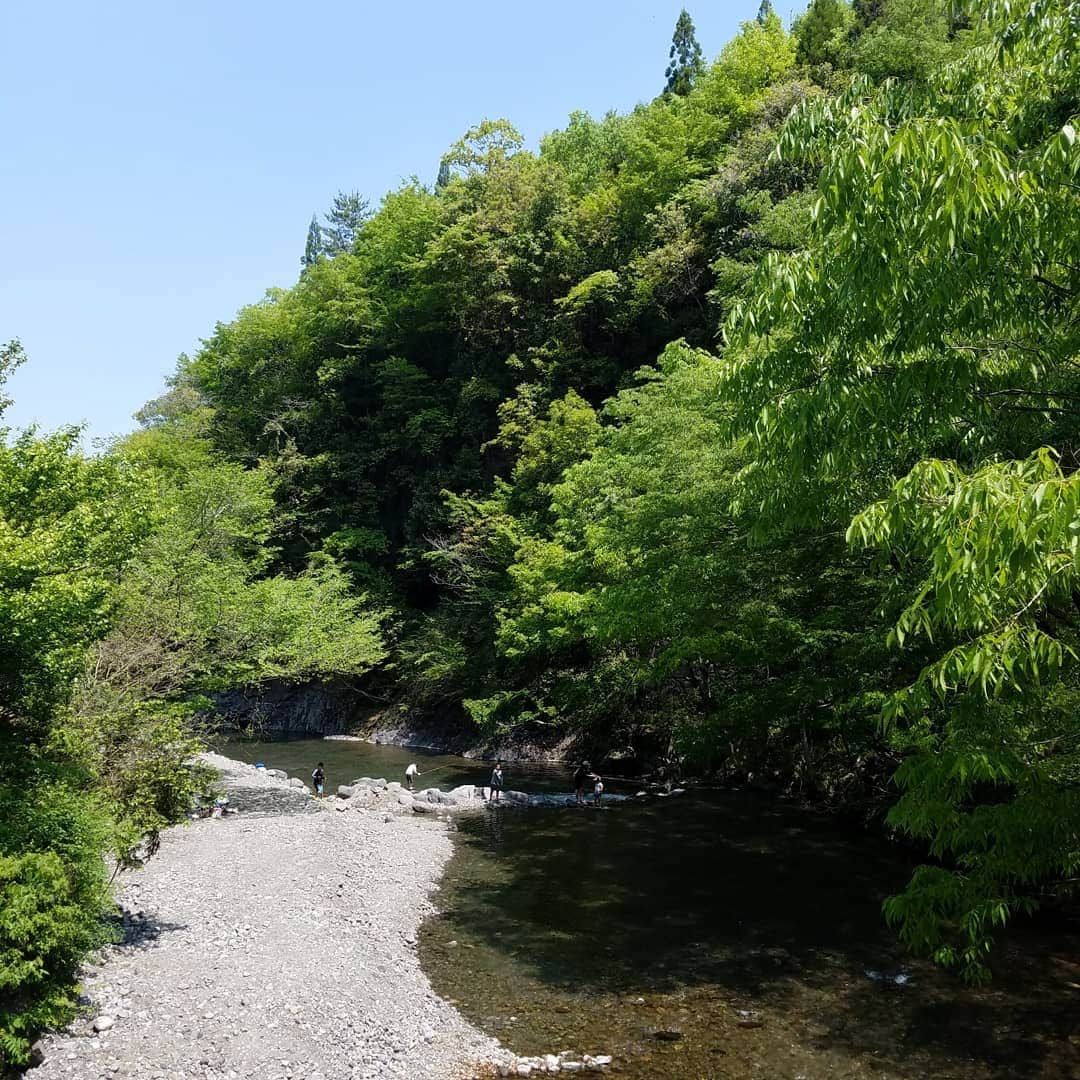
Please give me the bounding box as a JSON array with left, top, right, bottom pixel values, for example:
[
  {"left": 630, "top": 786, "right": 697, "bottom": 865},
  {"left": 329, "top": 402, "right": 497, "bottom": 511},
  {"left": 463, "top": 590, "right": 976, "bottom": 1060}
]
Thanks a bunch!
[{"left": 32, "top": 753, "right": 507, "bottom": 1080}]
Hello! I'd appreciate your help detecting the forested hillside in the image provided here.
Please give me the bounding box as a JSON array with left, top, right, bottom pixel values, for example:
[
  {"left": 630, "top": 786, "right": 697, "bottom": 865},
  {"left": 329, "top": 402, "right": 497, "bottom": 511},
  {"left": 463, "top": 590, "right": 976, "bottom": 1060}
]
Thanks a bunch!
[{"left": 4, "top": 0, "right": 1080, "bottom": 1064}]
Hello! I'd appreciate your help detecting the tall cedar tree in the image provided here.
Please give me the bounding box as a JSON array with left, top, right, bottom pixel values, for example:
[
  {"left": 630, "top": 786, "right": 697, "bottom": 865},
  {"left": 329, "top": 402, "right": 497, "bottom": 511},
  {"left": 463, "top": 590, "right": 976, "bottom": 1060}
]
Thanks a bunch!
[
  {"left": 301, "top": 214, "right": 323, "bottom": 268},
  {"left": 664, "top": 9, "right": 704, "bottom": 96},
  {"left": 322, "top": 191, "right": 371, "bottom": 256}
]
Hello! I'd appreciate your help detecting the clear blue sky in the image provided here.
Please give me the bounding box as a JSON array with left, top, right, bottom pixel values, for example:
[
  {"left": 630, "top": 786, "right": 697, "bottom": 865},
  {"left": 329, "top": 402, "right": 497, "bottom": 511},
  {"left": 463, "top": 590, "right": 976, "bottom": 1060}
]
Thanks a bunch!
[{"left": 2, "top": 0, "right": 768, "bottom": 444}]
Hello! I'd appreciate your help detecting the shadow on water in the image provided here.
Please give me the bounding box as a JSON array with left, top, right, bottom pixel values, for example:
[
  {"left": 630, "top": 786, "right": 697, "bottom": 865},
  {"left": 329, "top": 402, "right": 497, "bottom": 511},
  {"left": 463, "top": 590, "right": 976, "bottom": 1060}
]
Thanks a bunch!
[{"left": 421, "top": 792, "right": 1080, "bottom": 1079}]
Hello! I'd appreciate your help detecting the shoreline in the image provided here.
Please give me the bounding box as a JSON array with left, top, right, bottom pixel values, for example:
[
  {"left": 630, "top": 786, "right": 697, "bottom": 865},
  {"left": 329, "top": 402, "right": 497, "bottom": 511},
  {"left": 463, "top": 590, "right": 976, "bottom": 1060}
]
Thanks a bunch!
[{"left": 29, "top": 753, "right": 508, "bottom": 1080}]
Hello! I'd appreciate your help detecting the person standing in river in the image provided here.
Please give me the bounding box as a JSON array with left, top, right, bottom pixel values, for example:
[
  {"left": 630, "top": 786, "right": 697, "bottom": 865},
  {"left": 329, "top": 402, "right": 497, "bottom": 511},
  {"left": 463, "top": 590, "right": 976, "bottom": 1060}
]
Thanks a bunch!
[
  {"left": 489, "top": 761, "right": 505, "bottom": 803},
  {"left": 405, "top": 762, "right": 418, "bottom": 790},
  {"left": 573, "top": 761, "right": 591, "bottom": 806}
]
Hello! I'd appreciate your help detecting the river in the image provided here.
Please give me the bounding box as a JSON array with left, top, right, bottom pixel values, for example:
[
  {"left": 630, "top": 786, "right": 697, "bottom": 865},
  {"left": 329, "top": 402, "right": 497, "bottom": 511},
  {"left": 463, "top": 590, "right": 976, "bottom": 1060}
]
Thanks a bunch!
[{"left": 222, "top": 736, "right": 1080, "bottom": 1079}]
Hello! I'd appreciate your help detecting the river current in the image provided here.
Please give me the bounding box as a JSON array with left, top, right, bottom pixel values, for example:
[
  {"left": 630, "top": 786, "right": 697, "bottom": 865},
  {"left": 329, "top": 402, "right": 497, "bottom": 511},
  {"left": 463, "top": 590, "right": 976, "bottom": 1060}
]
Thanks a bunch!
[{"left": 222, "top": 736, "right": 1080, "bottom": 1079}]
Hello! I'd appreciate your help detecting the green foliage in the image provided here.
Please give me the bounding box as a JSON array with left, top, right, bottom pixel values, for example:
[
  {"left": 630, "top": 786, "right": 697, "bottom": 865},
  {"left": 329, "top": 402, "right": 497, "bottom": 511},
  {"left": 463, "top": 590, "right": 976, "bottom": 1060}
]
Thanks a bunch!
[
  {"left": 301, "top": 214, "right": 323, "bottom": 268},
  {"left": 0, "top": 395, "right": 151, "bottom": 1065},
  {"left": 852, "top": 0, "right": 957, "bottom": 83},
  {"left": 0, "top": 349, "right": 386, "bottom": 1059},
  {"left": 794, "top": 0, "right": 856, "bottom": 72},
  {"left": 719, "top": 0, "right": 1080, "bottom": 977},
  {"left": 322, "top": 190, "right": 371, "bottom": 256},
  {"left": 665, "top": 9, "right": 705, "bottom": 97}
]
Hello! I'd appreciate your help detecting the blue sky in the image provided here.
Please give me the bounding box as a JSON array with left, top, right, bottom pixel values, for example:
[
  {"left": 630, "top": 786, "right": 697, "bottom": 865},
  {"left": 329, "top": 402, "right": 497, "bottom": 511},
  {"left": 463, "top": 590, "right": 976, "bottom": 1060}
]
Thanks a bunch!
[{"left": 2, "top": 0, "right": 766, "bottom": 444}]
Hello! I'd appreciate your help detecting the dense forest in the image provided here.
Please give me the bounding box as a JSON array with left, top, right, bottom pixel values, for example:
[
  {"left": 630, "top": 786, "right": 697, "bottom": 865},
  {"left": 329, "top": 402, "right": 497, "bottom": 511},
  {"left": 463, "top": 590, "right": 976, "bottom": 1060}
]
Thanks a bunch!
[{"left": 4, "top": 0, "right": 1080, "bottom": 1064}]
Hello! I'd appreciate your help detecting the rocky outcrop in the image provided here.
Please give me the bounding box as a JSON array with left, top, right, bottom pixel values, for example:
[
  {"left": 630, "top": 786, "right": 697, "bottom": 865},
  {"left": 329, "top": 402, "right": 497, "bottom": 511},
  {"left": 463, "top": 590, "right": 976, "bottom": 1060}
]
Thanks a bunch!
[{"left": 209, "top": 679, "right": 366, "bottom": 736}]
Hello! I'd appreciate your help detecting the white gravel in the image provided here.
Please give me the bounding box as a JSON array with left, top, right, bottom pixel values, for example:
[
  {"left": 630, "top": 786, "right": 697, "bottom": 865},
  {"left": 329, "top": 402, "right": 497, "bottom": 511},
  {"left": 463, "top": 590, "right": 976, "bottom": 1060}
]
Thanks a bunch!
[{"left": 31, "top": 754, "right": 506, "bottom": 1080}]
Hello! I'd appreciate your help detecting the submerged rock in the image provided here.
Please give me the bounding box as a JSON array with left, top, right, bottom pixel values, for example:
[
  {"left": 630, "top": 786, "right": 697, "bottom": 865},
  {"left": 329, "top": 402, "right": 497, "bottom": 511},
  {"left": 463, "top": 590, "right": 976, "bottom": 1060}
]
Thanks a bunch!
[{"left": 650, "top": 1028, "right": 683, "bottom": 1041}]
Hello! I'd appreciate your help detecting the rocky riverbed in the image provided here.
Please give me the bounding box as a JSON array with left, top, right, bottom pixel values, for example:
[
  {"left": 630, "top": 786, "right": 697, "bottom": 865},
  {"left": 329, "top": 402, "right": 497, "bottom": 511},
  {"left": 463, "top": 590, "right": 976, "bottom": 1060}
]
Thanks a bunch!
[{"left": 29, "top": 754, "right": 510, "bottom": 1080}]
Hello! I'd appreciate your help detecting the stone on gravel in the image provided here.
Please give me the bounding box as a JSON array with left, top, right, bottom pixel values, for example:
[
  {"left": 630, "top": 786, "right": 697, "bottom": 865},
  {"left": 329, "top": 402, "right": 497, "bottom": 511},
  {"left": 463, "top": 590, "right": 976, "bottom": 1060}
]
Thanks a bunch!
[{"left": 92, "top": 1016, "right": 115, "bottom": 1032}]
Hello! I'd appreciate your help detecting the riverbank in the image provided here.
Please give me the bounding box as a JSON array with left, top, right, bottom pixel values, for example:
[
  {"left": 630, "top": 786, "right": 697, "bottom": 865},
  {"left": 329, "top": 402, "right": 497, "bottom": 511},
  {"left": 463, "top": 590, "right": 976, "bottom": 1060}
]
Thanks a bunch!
[{"left": 28, "top": 754, "right": 507, "bottom": 1080}]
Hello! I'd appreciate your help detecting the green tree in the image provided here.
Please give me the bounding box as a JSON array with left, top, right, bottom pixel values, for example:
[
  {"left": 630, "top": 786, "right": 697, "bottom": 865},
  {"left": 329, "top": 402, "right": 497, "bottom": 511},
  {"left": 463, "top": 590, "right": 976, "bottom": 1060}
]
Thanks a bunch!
[
  {"left": 322, "top": 190, "right": 371, "bottom": 255},
  {"left": 793, "top": 0, "right": 855, "bottom": 70},
  {"left": 301, "top": 214, "right": 323, "bottom": 268},
  {"left": 0, "top": 351, "right": 154, "bottom": 1065},
  {"left": 664, "top": 9, "right": 705, "bottom": 96},
  {"left": 724, "top": 0, "right": 1080, "bottom": 978}
]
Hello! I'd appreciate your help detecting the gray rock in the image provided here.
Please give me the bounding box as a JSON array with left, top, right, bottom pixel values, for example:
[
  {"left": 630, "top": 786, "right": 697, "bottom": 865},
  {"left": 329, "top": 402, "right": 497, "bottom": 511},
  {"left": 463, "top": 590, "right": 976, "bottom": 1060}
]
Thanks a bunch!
[
  {"left": 337, "top": 785, "right": 356, "bottom": 798},
  {"left": 355, "top": 777, "right": 386, "bottom": 790},
  {"left": 287, "top": 778, "right": 309, "bottom": 791},
  {"left": 92, "top": 1016, "right": 115, "bottom": 1033},
  {"left": 395, "top": 792, "right": 415, "bottom": 810},
  {"left": 448, "top": 785, "right": 475, "bottom": 800},
  {"left": 411, "top": 800, "right": 436, "bottom": 814}
]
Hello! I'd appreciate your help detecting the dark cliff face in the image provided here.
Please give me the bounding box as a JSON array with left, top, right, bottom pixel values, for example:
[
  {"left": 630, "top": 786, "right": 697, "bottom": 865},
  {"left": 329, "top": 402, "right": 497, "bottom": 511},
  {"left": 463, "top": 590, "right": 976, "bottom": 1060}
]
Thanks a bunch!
[
  {"left": 208, "top": 680, "right": 597, "bottom": 764},
  {"left": 210, "top": 680, "right": 361, "bottom": 736}
]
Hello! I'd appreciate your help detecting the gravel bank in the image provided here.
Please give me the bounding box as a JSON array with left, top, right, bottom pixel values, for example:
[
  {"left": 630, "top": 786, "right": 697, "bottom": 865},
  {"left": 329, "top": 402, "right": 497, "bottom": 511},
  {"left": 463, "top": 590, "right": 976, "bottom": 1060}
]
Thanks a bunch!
[{"left": 31, "top": 754, "right": 506, "bottom": 1080}]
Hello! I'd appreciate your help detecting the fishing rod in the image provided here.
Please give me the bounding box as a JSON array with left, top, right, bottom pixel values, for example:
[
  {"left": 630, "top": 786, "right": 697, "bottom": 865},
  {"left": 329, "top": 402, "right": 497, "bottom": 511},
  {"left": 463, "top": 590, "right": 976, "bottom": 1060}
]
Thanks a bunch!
[{"left": 416, "top": 763, "right": 455, "bottom": 777}]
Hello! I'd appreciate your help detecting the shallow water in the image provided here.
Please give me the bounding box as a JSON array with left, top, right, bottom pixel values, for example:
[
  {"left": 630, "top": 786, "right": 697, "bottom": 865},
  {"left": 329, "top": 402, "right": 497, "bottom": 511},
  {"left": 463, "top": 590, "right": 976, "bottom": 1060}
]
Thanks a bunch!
[
  {"left": 420, "top": 791, "right": 1080, "bottom": 1079},
  {"left": 218, "top": 734, "right": 611, "bottom": 795},
  {"left": 219, "top": 737, "right": 1080, "bottom": 1078}
]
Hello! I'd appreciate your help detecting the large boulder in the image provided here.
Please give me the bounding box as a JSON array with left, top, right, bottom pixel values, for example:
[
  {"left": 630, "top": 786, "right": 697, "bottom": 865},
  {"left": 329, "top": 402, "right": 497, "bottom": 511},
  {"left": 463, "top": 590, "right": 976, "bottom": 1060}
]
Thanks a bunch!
[
  {"left": 449, "top": 784, "right": 476, "bottom": 800},
  {"left": 395, "top": 791, "right": 415, "bottom": 810},
  {"left": 337, "top": 785, "right": 357, "bottom": 799},
  {"left": 353, "top": 776, "right": 385, "bottom": 789},
  {"left": 288, "top": 777, "right": 310, "bottom": 792},
  {"left": 411, "top": 799, "right": 436, "bottom": 814}
]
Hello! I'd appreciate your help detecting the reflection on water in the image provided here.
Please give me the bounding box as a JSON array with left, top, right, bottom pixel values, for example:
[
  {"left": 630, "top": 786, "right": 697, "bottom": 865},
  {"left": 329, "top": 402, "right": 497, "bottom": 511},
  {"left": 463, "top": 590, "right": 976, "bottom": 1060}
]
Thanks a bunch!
[{"left": 421, "top": 790, "right": 1080, "bottom": 1079}]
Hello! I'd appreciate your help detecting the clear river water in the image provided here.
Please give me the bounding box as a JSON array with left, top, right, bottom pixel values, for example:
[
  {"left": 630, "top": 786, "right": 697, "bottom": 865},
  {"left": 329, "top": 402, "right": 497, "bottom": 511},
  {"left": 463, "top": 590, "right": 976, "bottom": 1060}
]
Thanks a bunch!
[{"left": 222, "top": 736, "right": 1080, "bottom": 1079}]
